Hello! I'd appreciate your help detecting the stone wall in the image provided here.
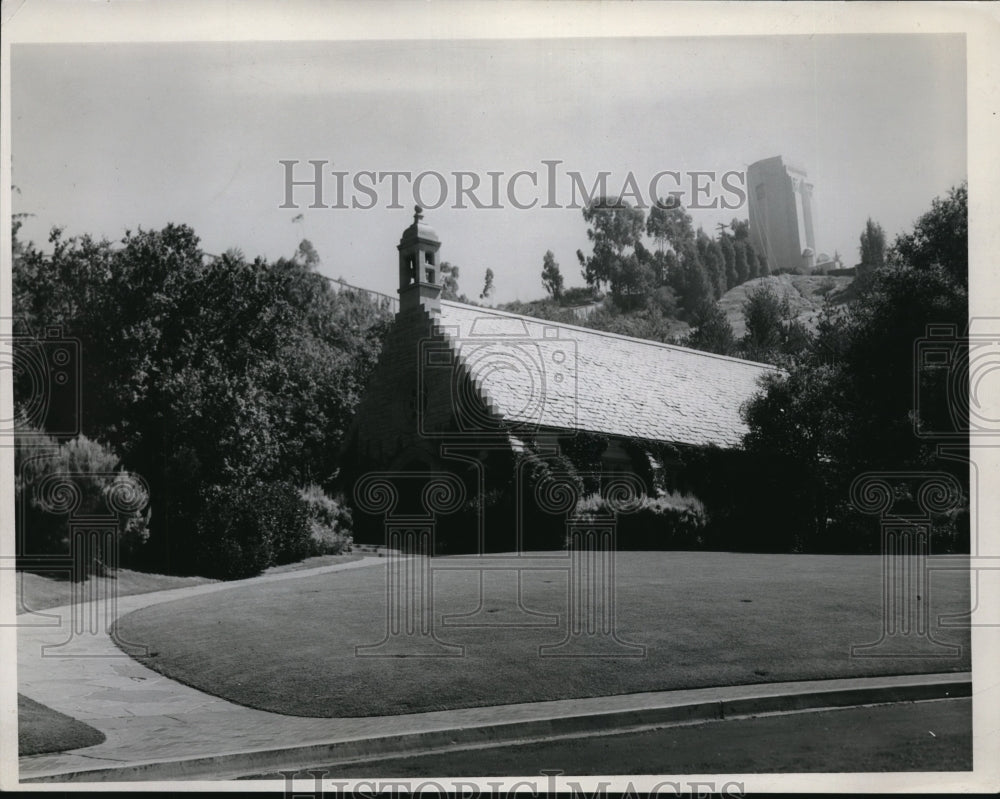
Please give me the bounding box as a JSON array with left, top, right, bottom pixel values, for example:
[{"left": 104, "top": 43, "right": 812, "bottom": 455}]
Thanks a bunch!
[{"left": 348, "top": 304, "right": 461, "bottom": 471}]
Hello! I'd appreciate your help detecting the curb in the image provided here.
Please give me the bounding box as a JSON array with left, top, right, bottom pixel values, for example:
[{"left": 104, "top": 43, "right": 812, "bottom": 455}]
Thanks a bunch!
[{"left": 21, "top": 675, "right": 971, "bottom": 783}]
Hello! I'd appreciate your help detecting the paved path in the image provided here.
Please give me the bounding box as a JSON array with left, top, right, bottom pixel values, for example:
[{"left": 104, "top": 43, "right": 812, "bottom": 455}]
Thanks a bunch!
[{"left": 17, "top": 557, "right": 971, "bottom": 782}]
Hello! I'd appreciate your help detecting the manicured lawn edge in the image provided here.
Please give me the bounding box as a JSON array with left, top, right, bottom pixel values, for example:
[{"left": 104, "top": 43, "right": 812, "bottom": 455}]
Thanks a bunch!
[
  {"left": 113, "top": 552, "right": 971, "bottom": 718},
  {"left": 18, "top": 695, "right": 106, "bottom": 756}
]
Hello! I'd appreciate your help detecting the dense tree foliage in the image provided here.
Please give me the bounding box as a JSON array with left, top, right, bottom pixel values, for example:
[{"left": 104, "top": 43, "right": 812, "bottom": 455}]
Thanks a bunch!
[
  {"left": 575, "top": 197, "right": 764, "bottom": 323},
  {"left": 646, "top": 197, "right": 694, "bottom": 255},
  {"left": 858, "top": 218, "right": 886, "bottom": 269},
  {"left": 576, "top": 198, "right": 652, "bottom": 304},
  {"left": 681, "top": 301, "right": 737, "bottom": 357},
  {"left": 740, "top": 283, "right": 812, "bottom": 366},
  {"left": 741, "top": 183, "right": 969, "bottom": 552},
  {"left": 13, "top": 223, "right": 390, "bottom": 575},
  {"left": 856, "top": 217, "right": 887, "bottom": 288},
  {"left": 438, "top": 260, "right": 474, "bottom": 303},
  {"left": 890, "top": 183, "right": 967, "bottom": 289}
]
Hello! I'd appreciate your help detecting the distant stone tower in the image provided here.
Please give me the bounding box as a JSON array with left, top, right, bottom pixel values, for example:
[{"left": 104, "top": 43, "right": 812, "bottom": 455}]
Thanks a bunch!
[{"left": 747, "top": 156, "right": 817, "bottom": 274}]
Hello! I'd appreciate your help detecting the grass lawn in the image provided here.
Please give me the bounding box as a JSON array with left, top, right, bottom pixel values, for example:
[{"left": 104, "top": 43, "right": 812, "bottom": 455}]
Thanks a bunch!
[
  {"left": 16, "top": 568, "right": 218, "bottom": 615},
  {"left": 15, "top": 554, "right": 361, "bottom": 615},
  {"left": 114, "top": 552, "right": 971, "bottom": 718},
  {"left": 261, "top": 553, "right": 362, "bottom": 575},
  {"left": 18, "top": 694, "right": 106, "bottom": 756}
]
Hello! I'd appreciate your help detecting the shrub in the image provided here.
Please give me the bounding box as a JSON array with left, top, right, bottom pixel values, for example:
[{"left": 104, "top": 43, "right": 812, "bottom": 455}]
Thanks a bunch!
[
  {"left": 519, "top": 449, "right": 582, "bottom": 550},
  {"left": 269, "top": 483, "right": 315, "bottom": 566},
  {"left": 299, "top": 483, "right": 353, "bottom": 555},
  {"left": 433, "top": 447, "right": 580, "bottom": 554},
  {"left": 437, "top": 487, "right": 508, "bottom": 555},
  {"left": 674, "top": 444, "right": 811, "bottom": 552},
  {"left": 817, "top": 277, "right": 838, "bottom": 297},
  {"left": 105, "top": 470, "right": 153, "bottom": 567},
  {"left": 560, "top": 286, "right": 601, "bottom": 306},
  {"left": 573, "top": 490, "right": 708, "bottom": 550},
  {"left": 822, "top": 498, "right": 969, "bottom": 556},
  {"left": 822, "top": 501, "right": 881, "bottom": 555},
  {"left": 195, "top": 480, "right": 312, "bottom": 579},
  {"left": 938, "top": 506, "right": 970, "bottom": 554},
  {"left": 14, "top": 428, "right": 150, "bottom": 575}
]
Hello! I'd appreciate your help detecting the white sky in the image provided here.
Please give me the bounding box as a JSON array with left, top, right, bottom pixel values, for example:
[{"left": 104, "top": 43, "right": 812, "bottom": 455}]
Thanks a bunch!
[{"left": 11, "top": 34, "right": 966, "bottom": 304}]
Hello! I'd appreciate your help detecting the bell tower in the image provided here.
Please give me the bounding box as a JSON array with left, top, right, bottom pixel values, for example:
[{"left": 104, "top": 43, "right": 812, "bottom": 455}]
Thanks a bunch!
[{"left": 397, "top": 205, "right": 442, "bottom": 315}]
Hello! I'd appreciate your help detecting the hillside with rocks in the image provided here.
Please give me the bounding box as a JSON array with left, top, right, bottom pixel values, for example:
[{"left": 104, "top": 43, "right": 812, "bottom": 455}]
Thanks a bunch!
[
  {"left": 499, "top": 273, "right": 855, "bottom": 351},
  {"left": 718, "top": 273, "right": 853, "bottom": 338}
]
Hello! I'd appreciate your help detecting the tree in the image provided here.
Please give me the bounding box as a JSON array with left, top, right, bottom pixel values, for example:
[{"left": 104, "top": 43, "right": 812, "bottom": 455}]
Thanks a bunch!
[
  {"left": 578, "top": 198, "right": 653, "bottom": 304},
  {"left": 294, "top": 238, "right": 321, "bottom": 270},
  {"left": 719, "top": 232, "right": 738, "bottom": 289},
  {"left": 696, "top": 228, "right": 726, "bottom": 300},
  {"left": 646, "top": 197, "right": 695, "bottom": 255},
  {"left": 742, "top": 283, "right": 785, "bottom": 358},
  {"left": 676, "top": 239, "right": 711, "bottom": 319},
  {"left": 584, "top": 198, "right": 646, "bottom": 258},
  {"left": 439, "top": 261, "right": 461, "bottom": 300},
  {"left": 746, "top": 243, "right": 760, "bottom": 280},
  {"left": 12, "top": 223, "right": 392, "bottom": 577},
  {"left": 541, "top": 250, "right": 564, "bottom": 300},
  {"left": 684, "top": 301, "right": 737, "bottom": 356},
  {"left": 859, "top": 218, "right": 887, "bottom": 268},
  {"left": 741, "top": 283, "right": 811, "bottom": 365},
  {"left": 647, "top": 285, "right": 679, "bottom": 317},
  {"left": 729, "top": 219, "right": 759, "bottom": 285},
  {"left": 857, "top": 218, "right": 886, "bottom": 286},
  {"left": 757, "top": 244, "right": 771, "bottom": 277},
  {"left": 480, "top": 267, "right": 495, "bottom": 301},
  {"left": 11, "top": 186, "right": 33, "bottom": 272},
  {"left": 733, "top": 240, "right": 750, "bottom": 285},
  {"left": 741, "top": 362, "right": 850, "bottom": 550},
  {"left": 741, "top": 184, "right": 969, "bottom": 552},
  {"left": 889, "top": 182, "right": 967, "bottom": 289}
]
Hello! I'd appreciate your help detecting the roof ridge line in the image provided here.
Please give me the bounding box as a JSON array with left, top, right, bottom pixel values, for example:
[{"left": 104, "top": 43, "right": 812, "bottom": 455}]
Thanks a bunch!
[
  {"left": 439, "top": 300, "right": 779, "bottom": 371},
  {"left": 428, "top": 312, "right": 508, "bottom": 430}
]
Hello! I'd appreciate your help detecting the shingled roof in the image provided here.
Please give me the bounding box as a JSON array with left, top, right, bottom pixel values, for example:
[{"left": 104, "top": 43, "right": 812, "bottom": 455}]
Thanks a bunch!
[{"left": 435, "top": 300, "right": 778, "bottom": 449}]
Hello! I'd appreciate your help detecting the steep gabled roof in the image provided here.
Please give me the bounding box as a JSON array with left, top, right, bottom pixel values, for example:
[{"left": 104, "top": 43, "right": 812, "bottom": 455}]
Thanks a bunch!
[{"left": 435, "top": 300, "right": 777, "bottom": 449}]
